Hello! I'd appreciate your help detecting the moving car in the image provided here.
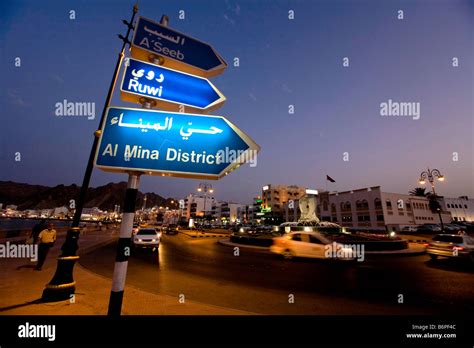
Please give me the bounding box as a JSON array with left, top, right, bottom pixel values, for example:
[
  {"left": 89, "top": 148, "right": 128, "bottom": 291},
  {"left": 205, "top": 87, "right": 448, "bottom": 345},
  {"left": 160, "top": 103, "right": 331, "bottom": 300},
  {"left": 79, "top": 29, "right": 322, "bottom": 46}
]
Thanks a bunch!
[
  {"left": 132, "top": 228, "right": 161, "bottom": 249},
  {"left": 425, "top": 234, "right": 474, "bottom": 262},
  {"left": 270, "top": 231, "right": 356, "bottom": 260},
  {"left": 416, "top": 224, "right": 442, "bottom": 233},
  {"left": 401, "top": 226, "right": 418, "bottom": 233},
  {"left": 163, "top": 224, "right": 180, "bottom": 235}
]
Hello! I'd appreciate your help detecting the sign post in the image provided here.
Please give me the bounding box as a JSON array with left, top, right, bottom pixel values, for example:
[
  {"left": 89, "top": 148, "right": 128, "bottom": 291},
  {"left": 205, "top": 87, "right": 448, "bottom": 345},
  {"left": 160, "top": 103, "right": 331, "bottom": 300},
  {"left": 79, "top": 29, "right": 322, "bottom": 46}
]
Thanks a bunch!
[{"left": 99, "top": 14, "right": 259, "bottom": 316}]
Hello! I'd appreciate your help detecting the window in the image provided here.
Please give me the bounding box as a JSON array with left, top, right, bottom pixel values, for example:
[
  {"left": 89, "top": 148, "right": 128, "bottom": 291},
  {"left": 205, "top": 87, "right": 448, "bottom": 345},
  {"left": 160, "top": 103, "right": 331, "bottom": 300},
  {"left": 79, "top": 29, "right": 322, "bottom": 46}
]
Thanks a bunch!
[
  {"left": 406, "top": 202, "right": 411, "bottom": 210},
  {"left": 464, "top": 205, "right": 468, "bottom": 209},
  {"left": 376, "top": 215, "right": 384, "bottom": 221},
  {"left": 309, "top": 235, "right": 323, "bottom": 244},
  {"left": 323, "top": 201, "right": 328, "bottom": 211},
  {"left": 291, "top": 234, "right": 302, "bottom": 241},
  {"left": 386, "top": 200, "right": 392, "bottom": 209}
]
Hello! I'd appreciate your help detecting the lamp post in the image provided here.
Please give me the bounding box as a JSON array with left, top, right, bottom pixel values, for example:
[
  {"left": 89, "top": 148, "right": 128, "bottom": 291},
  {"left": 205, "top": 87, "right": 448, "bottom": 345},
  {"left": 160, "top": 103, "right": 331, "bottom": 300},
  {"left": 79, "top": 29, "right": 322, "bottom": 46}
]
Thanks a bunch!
[
  {"left": 418, "top": 168, "right": 445, "bottom": 232},
  {"left": 42, "top": 3, "right": 139, "bottom": 302},
  {"left": 197, "top": 183, "right": 214, "bottom": 225}
]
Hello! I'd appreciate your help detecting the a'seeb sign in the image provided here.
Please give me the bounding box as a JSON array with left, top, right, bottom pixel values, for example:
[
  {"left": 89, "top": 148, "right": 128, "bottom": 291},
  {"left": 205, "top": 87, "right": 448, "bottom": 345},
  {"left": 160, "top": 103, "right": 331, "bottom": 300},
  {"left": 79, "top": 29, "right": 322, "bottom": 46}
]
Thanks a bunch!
[
  {"left": 120, "top": 58, "right": 225, "bottom": 113},
  {"left": 131, "top": 16, "right": 227, "bottom": 78},
  {"left": 94, "top": 107, "right": 260, "bottom": 180}
]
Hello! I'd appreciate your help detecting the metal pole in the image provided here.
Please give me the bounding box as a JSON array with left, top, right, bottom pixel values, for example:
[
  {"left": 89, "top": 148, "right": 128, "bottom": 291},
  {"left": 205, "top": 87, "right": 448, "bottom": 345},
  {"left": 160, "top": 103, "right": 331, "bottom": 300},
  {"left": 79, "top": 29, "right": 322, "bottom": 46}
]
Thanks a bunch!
[
  {"left": 431, "top": 184, "right": 444, "bottom": 232},
  {"left": 108, "top": 173, "right": 140, "bottom": 315},
  {"left": 42, "top": 3, "right": 138, "bottom": 302}
]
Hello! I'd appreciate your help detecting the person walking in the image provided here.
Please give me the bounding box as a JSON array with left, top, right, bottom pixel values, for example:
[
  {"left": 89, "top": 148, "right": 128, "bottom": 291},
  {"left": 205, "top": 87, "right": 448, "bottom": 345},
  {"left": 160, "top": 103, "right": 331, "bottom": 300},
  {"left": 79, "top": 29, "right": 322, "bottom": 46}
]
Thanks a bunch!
[
  {"left": 30, "top": 219, "right": 47, "bottom": 244},
  {"left": 35, "top": 222, "right": 57, "bottom": 271}
]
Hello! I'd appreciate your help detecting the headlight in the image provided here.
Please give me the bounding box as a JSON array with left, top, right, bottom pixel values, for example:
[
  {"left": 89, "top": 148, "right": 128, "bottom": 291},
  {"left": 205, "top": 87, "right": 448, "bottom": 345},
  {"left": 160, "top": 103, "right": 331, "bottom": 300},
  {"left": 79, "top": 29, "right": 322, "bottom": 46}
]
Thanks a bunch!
[
  {"left": 137, "top": 239, "right": 142, "bottom": 242},
  {"left": 239, "top": 228, "right": 245, "bottom": 233}
]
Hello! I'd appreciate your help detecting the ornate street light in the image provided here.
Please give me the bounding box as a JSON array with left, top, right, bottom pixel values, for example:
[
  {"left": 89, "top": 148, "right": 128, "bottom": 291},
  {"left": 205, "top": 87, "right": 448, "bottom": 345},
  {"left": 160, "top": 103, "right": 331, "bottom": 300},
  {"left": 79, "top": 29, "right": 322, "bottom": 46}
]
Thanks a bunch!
[{"left": 418, "top": 168, "right": 445, "bottom": 231}]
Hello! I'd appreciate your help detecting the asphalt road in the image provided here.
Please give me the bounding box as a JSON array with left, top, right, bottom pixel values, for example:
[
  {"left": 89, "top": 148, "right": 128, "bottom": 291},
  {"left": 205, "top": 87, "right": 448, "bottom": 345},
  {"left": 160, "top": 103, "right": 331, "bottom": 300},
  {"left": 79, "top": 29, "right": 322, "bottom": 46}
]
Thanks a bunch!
[{"left": 80, "top": 233, "right": 474, "bottom": 315}]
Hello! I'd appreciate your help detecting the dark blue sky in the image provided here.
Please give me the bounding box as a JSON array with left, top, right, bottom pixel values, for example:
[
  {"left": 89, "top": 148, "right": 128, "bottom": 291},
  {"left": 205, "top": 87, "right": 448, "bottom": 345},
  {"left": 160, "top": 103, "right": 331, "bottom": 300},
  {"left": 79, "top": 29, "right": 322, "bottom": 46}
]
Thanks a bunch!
[{"left": 1, "top": 0, "right": 472, "bottom": 203}]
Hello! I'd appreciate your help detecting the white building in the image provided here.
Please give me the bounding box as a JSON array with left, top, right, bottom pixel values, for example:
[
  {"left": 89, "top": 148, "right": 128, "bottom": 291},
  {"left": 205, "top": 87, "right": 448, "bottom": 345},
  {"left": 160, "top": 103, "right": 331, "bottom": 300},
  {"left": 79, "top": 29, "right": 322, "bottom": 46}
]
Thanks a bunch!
[
  {"left": 183, "top": 193, "right": 216, "bottom": 220},
  {"left": 211, "top": 201, "right": 243, "bottom": 224},
  {"left": 442, "top": 196, "right": 474, "bottom": 222},
  {"left": 284, "top": 186, "right": 452, "bottom": 231}
]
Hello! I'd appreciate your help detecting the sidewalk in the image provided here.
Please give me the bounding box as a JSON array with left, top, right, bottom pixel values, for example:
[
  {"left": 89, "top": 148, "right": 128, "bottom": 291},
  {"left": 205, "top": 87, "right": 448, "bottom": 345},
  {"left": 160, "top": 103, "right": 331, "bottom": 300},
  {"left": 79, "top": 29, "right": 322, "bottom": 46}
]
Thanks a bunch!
[{"left": 0, "top": 229, "right": 250, "bottom": 315}]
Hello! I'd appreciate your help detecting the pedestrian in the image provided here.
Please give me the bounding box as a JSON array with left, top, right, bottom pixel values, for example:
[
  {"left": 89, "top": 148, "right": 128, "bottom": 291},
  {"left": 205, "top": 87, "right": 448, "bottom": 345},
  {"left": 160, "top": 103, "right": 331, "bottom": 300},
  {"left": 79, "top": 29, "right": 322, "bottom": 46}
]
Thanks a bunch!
[
  {"left": 35, "top": 222, "right": 57, "bottom": 271},
  {"left": 30, "top": 219, "right": 47, "bottom": 244}
]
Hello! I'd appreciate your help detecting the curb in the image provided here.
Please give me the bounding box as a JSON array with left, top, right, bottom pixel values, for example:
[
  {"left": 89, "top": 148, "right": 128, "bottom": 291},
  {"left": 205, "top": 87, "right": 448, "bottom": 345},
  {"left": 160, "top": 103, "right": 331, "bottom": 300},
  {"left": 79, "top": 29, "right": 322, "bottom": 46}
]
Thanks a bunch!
[
  {"left": 180, "top": 232, "right": 228, "bottom": 239},
  {"left": 218, "top": 239, "right": 426, "bottom": 255}
]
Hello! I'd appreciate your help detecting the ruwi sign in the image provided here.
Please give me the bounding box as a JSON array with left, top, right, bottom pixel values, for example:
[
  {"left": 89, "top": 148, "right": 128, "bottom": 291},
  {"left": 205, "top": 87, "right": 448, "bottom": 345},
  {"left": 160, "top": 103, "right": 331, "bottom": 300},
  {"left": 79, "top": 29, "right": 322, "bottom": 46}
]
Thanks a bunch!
[{"left": 120, "top": 58, "right": 225, "bottom": 113}]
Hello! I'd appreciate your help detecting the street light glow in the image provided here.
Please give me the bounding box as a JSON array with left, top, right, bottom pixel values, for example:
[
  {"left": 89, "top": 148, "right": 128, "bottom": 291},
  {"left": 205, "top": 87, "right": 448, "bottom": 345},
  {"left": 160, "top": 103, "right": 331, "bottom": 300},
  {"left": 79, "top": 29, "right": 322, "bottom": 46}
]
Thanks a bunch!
[
  {"left": 438, "top": 176, "right": 445, "bottom": 182},
  {"left": 419, "top": 179, "right": 426, "bottom": 185}
]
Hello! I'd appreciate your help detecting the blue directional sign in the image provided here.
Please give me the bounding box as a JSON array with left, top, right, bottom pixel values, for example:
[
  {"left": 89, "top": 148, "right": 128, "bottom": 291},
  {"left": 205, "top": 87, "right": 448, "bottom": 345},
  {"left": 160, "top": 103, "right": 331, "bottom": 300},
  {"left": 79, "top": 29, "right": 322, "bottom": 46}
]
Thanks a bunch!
[
  {"left": 120, "top": 58, "right": 225, "bottom": 113},
  {"left": 94, "top": 107, "right": 260, "bottom": 180},
  {"left": 131, "top": 17, "right": 227, "bottom": 78}
]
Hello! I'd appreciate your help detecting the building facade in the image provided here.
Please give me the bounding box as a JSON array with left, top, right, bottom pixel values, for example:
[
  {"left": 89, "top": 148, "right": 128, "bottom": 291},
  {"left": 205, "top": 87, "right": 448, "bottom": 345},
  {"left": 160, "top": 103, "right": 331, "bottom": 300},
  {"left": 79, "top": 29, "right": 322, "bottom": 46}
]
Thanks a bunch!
[
  {"left": 284, "top": 186, "right": 452, "bottom": 231},
  {"left": 442, "top": 196, "right": 474, "bottom": 222}
]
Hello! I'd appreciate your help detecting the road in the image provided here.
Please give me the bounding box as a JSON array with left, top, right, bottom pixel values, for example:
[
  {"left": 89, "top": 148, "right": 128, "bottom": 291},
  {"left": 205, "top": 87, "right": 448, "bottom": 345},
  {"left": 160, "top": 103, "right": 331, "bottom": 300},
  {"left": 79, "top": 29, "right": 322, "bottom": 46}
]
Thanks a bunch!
[{"left": 79, "top": 233, "right": 474, "bottom": 315}]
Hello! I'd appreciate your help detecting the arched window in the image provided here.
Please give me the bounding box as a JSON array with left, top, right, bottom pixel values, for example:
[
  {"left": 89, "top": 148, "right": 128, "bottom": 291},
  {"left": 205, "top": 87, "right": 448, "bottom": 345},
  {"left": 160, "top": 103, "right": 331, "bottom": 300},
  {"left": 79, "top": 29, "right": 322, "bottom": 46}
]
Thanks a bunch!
[{"left": 345, "top": 201, "right": 352, "bottom": 210}]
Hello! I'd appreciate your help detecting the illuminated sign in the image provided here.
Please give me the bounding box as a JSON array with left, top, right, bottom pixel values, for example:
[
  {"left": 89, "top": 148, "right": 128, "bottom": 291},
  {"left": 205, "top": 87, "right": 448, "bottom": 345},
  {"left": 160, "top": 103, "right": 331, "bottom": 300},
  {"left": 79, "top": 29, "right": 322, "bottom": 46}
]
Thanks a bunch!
[
  {"left": 131, "top": 17, "right": 227, "bottom": 78},
  {"left": 95, "top": 107, "right": 260, "bottom": 180},
  {"left": 121, "top": 58, "right": 225, "bottom": 113}
]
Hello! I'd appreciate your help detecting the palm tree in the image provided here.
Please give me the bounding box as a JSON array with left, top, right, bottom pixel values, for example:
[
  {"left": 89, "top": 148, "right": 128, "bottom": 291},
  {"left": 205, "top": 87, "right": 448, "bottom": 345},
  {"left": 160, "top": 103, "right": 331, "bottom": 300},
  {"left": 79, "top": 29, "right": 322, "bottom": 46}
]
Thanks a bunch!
[{"left": 409, "top": 187, "right": 427, "bottom": 197}]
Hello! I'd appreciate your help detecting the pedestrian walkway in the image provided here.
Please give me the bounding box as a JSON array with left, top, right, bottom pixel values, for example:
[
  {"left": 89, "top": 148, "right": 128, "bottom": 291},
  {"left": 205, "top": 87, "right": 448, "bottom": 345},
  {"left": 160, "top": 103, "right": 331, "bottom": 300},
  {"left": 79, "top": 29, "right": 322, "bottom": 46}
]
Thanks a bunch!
[{"left": 0, "top": 228, "right": 250, "bottom": 315}]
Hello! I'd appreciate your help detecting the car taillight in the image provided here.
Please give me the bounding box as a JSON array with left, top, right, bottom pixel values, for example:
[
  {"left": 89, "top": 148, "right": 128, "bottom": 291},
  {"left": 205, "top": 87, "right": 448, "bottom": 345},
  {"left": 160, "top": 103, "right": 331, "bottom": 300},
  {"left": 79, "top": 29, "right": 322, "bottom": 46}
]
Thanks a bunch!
[
  {"left": 423, "top": 243, "right": 430, "bottom": 247},
  {"left": 453, "top": 246, "right": 464, "bottom": 251}
]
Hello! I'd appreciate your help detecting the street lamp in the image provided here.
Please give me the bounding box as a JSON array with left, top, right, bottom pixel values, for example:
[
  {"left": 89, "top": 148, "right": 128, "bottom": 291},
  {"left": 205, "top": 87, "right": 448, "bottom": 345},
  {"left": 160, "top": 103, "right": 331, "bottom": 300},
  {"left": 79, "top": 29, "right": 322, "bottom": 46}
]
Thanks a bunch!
[
  {"left": 418, "top": 168, "right": 445, "bottom": 232},
  {"left": 197, "top": 183, "right": 214, "bottom": 224}
]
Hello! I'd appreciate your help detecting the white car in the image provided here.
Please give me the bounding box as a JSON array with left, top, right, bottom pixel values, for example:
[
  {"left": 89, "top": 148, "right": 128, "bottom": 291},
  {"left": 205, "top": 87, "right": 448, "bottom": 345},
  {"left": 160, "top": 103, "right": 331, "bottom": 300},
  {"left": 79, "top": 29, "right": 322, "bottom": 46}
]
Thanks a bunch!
[
  {"left": 401, "top": 226, "right": 418, "bottom": 233},
  {"left": 132, "top": 228, "right": 161, "bottom": 250},
  {"left": 270, "top": 231, "right": 356, "bottom": 260}
]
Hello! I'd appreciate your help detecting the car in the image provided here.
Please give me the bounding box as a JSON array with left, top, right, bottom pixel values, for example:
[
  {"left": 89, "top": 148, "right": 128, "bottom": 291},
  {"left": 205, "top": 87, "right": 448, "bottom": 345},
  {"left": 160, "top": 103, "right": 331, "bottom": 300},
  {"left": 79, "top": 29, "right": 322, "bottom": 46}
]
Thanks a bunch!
[
  {"left": 270, "top": 231, "right": 357, "bottom": 261},
  {"left": 416, "top": 224, "right": 442, "bottom": 233},
  {"left": 443, "top": 223, "right": 466, "bottom": 233},
  {"left": 132, "top": 228, "right": 161, "bottom": 249},
  {"left": 425, "top": 234, "right": 474, "bottom": 262},
  {"left": 401, "top": 226, "right": 418, "bottom": 233},
  {"left": 164, "top": 224, "right": 180, "bottom": 235}
]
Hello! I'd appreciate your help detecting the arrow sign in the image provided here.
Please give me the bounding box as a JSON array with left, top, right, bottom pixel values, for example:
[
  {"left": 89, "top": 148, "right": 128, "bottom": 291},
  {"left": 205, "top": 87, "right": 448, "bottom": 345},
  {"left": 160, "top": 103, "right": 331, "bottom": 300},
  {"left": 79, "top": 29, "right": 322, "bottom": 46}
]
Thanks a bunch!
[
  {"left": 131, "top": 16, "right": 227, "bottom": 78},
  {"left": 120, "top": 58, "right": 225, "bottom": 113},
  {"left": 94, "top": 107, "right": 260, "bottom": 180}
]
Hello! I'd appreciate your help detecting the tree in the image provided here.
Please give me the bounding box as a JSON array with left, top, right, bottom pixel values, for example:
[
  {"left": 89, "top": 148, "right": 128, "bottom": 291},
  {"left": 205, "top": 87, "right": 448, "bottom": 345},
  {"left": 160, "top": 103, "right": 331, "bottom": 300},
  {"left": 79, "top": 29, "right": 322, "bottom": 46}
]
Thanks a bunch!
[
  {"left": 409, "top": 187, "right": 427, "bottom": 197},
  {"left": 426, "top": 192, "right": 442, "bottom": 214}
]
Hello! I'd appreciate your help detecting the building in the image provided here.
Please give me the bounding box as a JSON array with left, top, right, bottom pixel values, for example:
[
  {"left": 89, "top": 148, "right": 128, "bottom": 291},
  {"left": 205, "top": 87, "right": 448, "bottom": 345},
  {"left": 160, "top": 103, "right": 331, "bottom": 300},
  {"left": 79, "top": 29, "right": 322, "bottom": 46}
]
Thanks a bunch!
[
  {"left": 284, "top": 186, "right": 452, "bottom": 231},
  {"left": 211, "top": 201, "right": 243, "bottom": 224},
  {"left": 237, "top": 197, "right": 264, "bottom": 224},
  {"left": 262, "top": 184, "right": 306, "bottom": 221},
  {"left": 183, "top": 193, "right": 216, "bottom": 220},
  {"left": 442, "top": 196, "right": 474, "bottom": 222}
]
